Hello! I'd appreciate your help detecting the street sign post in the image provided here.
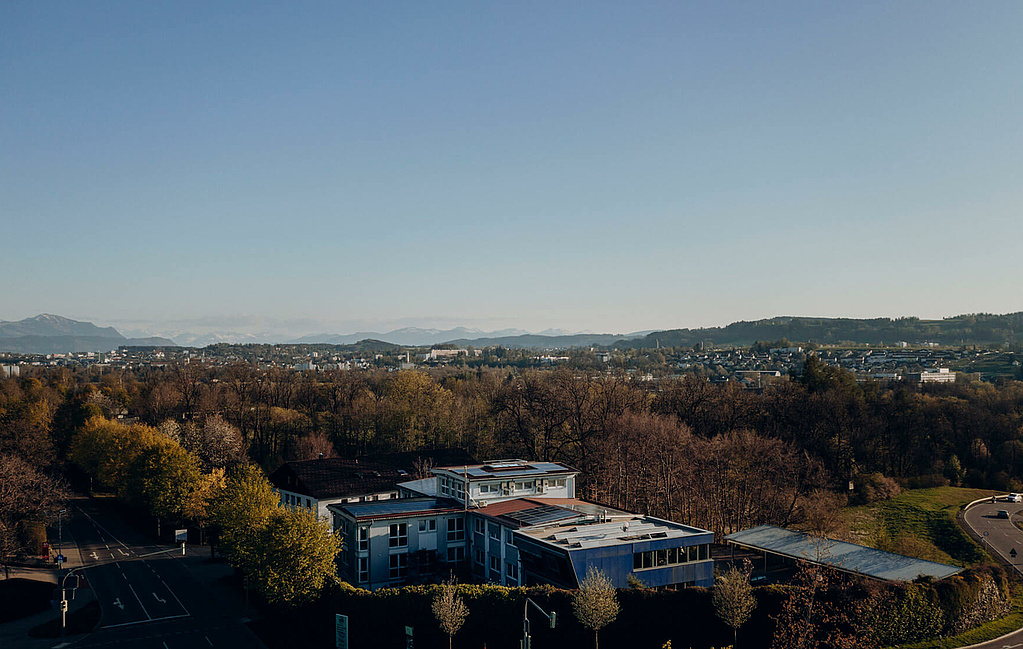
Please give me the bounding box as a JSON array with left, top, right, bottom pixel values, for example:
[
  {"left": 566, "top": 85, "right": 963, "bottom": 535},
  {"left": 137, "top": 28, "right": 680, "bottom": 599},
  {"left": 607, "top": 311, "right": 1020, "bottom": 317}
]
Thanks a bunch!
[
  {"left": 174, "top": 529, "right": 188, "bottom": 542},
  {"left": 335, "top": 614, "right": 348, "bottom": 649},
  {"left": 405, "top": 625, "right": 414, "bottom": 649}
]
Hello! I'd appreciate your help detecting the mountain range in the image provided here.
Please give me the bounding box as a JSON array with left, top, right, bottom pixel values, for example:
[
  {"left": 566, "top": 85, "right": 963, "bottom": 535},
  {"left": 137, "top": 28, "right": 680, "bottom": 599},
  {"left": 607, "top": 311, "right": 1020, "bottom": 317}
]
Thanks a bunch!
[
  {"left": 3, "top": 312, "right": 1023, "bottom": 354},
  {"left": 0, "top": 315, "right": 177, "bottom": 354}
]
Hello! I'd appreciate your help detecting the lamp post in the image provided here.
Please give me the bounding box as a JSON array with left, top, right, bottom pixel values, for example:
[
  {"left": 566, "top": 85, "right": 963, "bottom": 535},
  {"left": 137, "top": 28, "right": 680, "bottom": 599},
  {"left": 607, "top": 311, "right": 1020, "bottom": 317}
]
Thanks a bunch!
[
  {"left": 521, "top": 598, "right": 557, "bottom": 649},
  {"left": 57, "top": 509, "right": 66, "bottom": 560}
]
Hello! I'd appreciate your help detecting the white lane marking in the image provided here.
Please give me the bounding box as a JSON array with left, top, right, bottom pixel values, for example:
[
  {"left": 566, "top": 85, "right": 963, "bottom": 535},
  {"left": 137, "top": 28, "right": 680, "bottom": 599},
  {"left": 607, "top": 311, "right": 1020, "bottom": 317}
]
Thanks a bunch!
[
  {"left": 163, "top": 642, "right": 169, "bottom": 649},
  {"left": 113, "top": 598, "right": 124, "bottom": 610},
  {"left": 104, "top": 544, "right": 110, "bottom": 550},
  {"left": 90, "top": 552, "right": 99, "bottom": 561},
  {"left": 75, "top": 507, "right": 134, "bottom": 555},
  {"left": 153, "top": 592, "right": 166, "bottom": 604},
  {"left": 127, "top": 584, "right": 152, "bottom": 620},
  {"left": 99, "top": 613, "right": 189, "bottom": 629},
  {"left": 150, "top": 565, "right": 191, "bottom": 617},
  {"left": 205, "top": 636, "right": 213, "bottom": 646},
  {"left": 119, "top": 549, "right": 130, "bottom": 556}
]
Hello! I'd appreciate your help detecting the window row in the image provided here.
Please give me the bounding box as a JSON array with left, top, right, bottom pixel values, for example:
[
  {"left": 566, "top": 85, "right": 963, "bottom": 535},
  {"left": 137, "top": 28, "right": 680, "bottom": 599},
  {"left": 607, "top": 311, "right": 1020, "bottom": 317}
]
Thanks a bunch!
[{"left": 633, "top": 544, "right": 709, "bottom": 570}]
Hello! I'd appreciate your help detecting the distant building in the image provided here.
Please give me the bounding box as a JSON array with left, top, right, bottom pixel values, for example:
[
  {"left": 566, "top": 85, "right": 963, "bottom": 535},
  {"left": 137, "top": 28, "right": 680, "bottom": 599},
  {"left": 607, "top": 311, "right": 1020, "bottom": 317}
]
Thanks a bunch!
[
  {"left": 1, "top": 364, "right": 20, "bottom": 378},
  {"left": 908, "top": 368, "right": 956, "bottom": 384}
]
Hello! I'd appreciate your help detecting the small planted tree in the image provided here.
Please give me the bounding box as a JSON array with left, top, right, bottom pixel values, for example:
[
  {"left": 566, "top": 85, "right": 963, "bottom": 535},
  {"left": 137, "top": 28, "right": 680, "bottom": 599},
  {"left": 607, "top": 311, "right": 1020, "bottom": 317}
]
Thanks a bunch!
[
  {"left": 572, "top": 566, "right": 620, "bottom": 649},
  {"left": 713, "top": 565, "right": 757, "bottom": 648},
  {"left": 432, "top": 579, "right": 469, "bottom": 649}
]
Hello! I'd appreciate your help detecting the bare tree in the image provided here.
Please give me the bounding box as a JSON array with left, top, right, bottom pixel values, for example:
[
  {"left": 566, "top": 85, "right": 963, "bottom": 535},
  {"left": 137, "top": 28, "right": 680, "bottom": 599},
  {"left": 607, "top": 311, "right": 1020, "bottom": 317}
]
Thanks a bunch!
[
  {"left": 713, "top": 564, "right": 757, "bottom": 648},
  {"left": 572, "top": 566, "right": 619, "bottom": 649},
  {"left": 432, "top": 579, "right": 469, "bottom": 649}
]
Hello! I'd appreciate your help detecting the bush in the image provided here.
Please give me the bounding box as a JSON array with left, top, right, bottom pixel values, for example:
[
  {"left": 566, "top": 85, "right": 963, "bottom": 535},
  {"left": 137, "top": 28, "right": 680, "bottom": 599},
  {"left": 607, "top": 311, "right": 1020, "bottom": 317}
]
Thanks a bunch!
[{"left": 850, "top": 473, "right": 902, "bottom": 505}]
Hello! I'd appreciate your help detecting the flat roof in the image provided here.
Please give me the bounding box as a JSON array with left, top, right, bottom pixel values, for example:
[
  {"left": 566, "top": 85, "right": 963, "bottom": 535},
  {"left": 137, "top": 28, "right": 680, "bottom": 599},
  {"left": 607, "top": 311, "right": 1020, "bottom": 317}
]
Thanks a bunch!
[
  {"left": 725, "top": 525, "right": 961, "bottom": 582},
  {"left": 435, "top": 460, "right": 577, "bottom": 481},
  {"left": 329, "top": 497, "right": 464, "bottom": 521},
  {"left": 518, "top": 516, "right": 712, "bottom": 551}
]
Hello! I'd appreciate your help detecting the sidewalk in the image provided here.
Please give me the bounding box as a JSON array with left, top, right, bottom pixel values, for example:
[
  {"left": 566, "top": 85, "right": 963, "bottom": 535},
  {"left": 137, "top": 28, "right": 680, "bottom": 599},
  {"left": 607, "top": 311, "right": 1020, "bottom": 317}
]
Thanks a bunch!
[{"left": 0, "top": 518, "right": 95, "bottom": 649}]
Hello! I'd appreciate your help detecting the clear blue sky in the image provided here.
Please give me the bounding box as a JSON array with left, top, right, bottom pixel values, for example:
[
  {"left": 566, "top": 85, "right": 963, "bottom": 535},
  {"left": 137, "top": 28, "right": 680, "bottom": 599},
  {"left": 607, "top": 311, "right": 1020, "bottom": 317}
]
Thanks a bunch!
[{"left": 3, "top": 2, "right": 1022, "bottom": 335}]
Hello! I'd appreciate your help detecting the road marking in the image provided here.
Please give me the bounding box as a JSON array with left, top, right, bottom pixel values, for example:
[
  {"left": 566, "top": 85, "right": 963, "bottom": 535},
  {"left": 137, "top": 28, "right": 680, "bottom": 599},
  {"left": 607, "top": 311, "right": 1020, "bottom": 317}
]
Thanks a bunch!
[
  {"left": 205, "top": 636, "right": 213, "bottom": 646},
  {"left": 90, "top": 551, "right": 99, "bottom": 560},
  {"left": 112, "top": 598, "right": 124, "bottom": 610},
  {"left": 163, "top": 642, "right": 169, "bottom": 649},
  {"left": 151, "top": 566, "right": 191, "bottom": 617},
  {"left": 99, "top": 613, "right": 189, "bottom": 629},
  {"left": 119, "top": 548, "right": 130, "bottom": 556},
  {"left": 153, "top": 592, "right": 166, "bottom": 604},
  {"left": 127, "top": 583, "right": 152, "bottom": 620}
]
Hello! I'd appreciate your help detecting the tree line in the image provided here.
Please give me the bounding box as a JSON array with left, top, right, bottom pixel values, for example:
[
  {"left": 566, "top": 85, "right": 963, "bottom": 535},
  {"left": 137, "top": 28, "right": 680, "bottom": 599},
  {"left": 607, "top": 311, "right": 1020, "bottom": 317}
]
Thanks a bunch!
[{"left": 3, "top": 359, "right": 1023, "bottom": 547}]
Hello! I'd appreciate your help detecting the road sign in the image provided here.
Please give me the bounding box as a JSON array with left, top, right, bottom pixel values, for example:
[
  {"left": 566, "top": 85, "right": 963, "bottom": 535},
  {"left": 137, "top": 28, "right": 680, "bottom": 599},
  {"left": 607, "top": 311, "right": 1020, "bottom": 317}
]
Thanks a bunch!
[
  {"left": 335, "top": 614, "right": 349, "bottom": 649},
  {"left": 55, "top": 554, "right": 66, "bottom": 564},
  {"left": 405, "top": 625, "right": 414, "bottom": 649},
  {"left": 174, "top": 529, "right": 188, "bottom": 542}
]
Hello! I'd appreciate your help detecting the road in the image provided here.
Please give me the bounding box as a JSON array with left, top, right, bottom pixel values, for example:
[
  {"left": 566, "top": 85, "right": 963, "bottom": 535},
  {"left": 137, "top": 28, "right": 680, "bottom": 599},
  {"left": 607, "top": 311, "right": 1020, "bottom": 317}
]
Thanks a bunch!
[
  {"left": 962, "top": 500, "right": 1023, "bottom": 576},
  {"left": 957, "top": 499, "right": 1023, "bottom": 649},
  {"left": 66, "top": 499, "right": 265, "bottom": 649}
]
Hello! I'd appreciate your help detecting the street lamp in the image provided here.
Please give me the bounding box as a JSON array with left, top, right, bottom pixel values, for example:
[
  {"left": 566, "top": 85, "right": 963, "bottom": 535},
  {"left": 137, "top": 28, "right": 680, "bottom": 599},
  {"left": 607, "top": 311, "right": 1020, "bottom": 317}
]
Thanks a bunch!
[
  {"left": 521, "top": 598, "right": 557, "bottom": 649},
  {"left": 57, "top": 509, "right": 66, "bottom": 562}
]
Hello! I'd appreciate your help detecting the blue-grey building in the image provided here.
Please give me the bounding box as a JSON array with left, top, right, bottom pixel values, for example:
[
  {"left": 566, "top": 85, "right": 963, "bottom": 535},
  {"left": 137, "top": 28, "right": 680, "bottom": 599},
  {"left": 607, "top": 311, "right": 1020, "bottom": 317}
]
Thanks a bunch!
[
  {"left": 514, "top": 516, "right": 714, "bottom": 589},
  {"left": 330, "top": 459, "right": 716, "bottom": 590}
]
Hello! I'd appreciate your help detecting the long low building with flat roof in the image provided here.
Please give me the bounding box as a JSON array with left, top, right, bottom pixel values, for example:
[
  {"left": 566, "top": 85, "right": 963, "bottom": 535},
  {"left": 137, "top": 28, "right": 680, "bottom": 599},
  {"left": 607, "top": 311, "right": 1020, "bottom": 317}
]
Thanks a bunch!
[{"left": 725, "top": 524, "right": 961, "bottom": 582}]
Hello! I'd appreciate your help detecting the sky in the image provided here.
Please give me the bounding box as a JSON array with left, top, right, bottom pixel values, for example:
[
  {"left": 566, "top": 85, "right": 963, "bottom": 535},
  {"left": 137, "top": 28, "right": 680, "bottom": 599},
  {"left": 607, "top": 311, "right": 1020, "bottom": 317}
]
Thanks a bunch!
[{"left": 3, "top": 2, "right": 1022, "bottom": 338}]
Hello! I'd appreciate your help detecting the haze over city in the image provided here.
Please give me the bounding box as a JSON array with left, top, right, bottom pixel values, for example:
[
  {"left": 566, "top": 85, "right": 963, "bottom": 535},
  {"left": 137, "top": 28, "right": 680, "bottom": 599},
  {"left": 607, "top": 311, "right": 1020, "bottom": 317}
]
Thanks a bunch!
[{"left": 4, "top": 2, "right": 1022, "bottom": 335}]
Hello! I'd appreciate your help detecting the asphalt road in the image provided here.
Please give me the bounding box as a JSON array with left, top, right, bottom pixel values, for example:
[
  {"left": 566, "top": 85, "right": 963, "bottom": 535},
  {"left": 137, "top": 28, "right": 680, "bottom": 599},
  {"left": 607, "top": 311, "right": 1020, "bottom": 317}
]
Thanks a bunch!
[
  {"left": 66, "top": 500, "right": 265, "bottom": 649},
  {"left": 962, "top": 500, "right": 1023, "bottom": 576}
]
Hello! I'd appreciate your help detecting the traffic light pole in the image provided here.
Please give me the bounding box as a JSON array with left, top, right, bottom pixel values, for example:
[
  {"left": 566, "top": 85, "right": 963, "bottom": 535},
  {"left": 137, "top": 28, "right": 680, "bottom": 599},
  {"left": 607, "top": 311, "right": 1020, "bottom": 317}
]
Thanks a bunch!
[{"left": 521, "top": 598, "right": 557, "bottom": 649}]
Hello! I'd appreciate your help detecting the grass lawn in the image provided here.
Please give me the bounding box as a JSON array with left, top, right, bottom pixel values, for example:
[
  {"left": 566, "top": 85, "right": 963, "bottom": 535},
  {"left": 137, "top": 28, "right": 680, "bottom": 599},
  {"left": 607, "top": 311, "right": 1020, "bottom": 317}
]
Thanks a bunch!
[{"left": 840, "top": 486, "right": 995, "bottom": 567}]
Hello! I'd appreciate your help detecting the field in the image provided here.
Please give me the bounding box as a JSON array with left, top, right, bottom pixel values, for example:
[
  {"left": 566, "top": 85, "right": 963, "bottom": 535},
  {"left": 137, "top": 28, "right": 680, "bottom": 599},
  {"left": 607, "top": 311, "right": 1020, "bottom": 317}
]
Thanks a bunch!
[{"left": 840, "top": 486, "right": 996, "bottom": 567}]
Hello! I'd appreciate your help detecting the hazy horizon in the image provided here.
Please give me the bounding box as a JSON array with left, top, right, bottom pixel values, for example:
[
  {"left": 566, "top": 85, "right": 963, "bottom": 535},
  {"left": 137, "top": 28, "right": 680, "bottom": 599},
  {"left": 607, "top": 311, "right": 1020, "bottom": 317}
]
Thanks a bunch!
[{"left": 5, "top": 2, "right": 1022, "bottom": 332}]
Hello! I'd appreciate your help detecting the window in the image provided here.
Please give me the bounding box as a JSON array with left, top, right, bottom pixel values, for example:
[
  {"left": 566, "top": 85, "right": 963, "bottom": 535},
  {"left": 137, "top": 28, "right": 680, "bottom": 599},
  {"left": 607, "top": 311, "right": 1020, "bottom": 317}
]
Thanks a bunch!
[
  {"left": 475, "top": 549, "right": 485, "bottom": 565},
  {"left": 515, "top": 480, "right": 534, "bottom": 492},
  {"left": 357, "top": 527, "right": 369, "bottom": 552},
  {"left": 551, "top": 478, "right": 566, "bottom": 488},
  {"left": 633, "top": 545, "right": 708, "bottom": 570},
  {"left": 389, "top": 553, "right": 408, "bottom": 579},
  {"left": 489, "top": 524, "right": 500, "bottom": 540},
  {"left": 474, "top": 519, "right": 485, "bottom": 534},
  {"left": 506, "top": 529, "right": 515, "bottom": 544},
  {"left": 490, "top": 556, "right": 500, "bottom": 572},
  {"left": 447, "top": 546, "right": 465, "bottom": 563},
  {"left": 446, "top": 518, "right": 464, "bottom": 542},
  {"left": 419, "top": 519, "right": 437, "bottom": 533},
  {"left": 479, "top": 483, "right": 498, "bottom": 494},
  {"left": 388, "top": 523, "right": 408, "bottom": 548},
  {"left": 357, "top": 557, "right": 369, "bottom": 583},
  {"left": 506, "top": 562, "right": 518, "bottom": 579},
  {"left": 306, "top": 498, "right": 312, "bottom": 509}
]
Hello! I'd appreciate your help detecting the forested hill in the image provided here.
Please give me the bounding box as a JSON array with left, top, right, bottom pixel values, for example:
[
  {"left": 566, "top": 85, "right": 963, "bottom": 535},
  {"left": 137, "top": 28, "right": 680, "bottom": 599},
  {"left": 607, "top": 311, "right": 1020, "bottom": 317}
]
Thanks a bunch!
[{"left": 619, "top": 312, "right": 1023, "bottom": 349}]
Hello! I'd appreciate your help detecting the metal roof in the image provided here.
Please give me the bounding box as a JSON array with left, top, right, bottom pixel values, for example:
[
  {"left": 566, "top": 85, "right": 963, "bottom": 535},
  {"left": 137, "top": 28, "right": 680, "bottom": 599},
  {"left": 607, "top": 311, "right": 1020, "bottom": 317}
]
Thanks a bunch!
[
  {"left": 725, "top": 525, "right": 961, "bottom": 582},
  {"left": 435, "top": 460, "right": 577, "bottom": 480},
  {"left": 518, "top": 516, "right": 712, "bottom": 551},
  {"left": 330, "top": 497, "right": 464, "bottom": 521}
]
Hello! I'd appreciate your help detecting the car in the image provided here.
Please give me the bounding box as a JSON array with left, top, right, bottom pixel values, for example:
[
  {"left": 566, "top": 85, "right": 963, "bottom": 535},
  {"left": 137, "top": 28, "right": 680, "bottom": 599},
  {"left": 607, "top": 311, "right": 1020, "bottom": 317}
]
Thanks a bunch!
[
  {"left": 997, "top": 510, "right": 1010, "bottom": 519},
  {"left": 1011, "top": 493, "right": 1023, "bottom": 503}
]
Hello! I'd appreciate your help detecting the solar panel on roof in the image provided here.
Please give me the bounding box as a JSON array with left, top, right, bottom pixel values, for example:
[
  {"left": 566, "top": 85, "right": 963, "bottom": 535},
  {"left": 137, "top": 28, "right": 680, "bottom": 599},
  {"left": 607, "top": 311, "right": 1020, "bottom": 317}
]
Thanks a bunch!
[{"left": 505, "top": 504, "right": 578, "bottom": 526}]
